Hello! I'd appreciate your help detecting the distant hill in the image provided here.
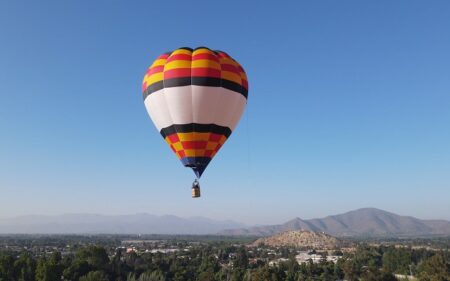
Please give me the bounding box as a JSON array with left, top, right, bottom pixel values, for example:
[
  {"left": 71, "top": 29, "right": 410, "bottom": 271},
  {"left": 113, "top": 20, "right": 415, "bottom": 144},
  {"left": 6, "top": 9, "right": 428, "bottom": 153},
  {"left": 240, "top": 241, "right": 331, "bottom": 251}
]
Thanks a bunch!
[
  {"left": 251, "top": 230, "right": 343, "bottom": 249},
  {"left": 0, "top": 214, "right": 245, "bottom": 235},
  {"left": 220, "top": 208, "right": 450, "bottom": 237}
]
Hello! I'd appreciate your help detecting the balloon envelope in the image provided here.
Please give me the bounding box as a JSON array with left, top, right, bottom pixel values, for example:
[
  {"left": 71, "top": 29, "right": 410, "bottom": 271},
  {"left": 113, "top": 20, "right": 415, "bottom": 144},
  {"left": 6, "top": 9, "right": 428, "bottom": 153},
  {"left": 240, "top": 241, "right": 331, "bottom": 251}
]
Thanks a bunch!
[{"left": 142, "top": 47, "right": 248, "bottom": 178}]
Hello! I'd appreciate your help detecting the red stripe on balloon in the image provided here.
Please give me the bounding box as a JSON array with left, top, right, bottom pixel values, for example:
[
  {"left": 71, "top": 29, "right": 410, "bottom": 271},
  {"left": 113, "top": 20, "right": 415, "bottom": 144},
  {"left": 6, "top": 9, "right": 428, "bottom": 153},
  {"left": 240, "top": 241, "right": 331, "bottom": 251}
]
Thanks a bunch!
[
  {"left": 164, "top": 68, "right": 191, "bottom": 79},
  {"left": 157, "top": 54, "right": 170, "bottom": 59},
  {"left": 191, "top": 68, "right": 221, "bottom": 78},
  {"left": 166, "top": 54, "right": 192, "bottom": 63},
  {"left": 147, "top": 65, "right": 164, "bottom": 75},
  {"left": 181, "top": 141, "right": 208, "bottom": 149},
  {"left": 192, "top": 53, "right": 219, "bottom": 62},
  {"left": 221, "top": 63, "right": 239, "bottom": 73},
  {"left": 208, "top": 134, "right": 222, "bottom": 142}
]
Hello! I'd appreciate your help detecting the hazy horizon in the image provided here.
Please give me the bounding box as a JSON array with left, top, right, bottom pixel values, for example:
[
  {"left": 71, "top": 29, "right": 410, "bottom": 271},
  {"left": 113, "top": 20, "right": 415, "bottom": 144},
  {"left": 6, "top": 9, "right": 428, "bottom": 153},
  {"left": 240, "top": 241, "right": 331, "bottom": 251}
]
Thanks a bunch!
[
  {"left": 1, "top": 1, "right": 449, "bottom": 225},
  {"left": 1, "top": 207, "right": 449, "bottom": 226}
]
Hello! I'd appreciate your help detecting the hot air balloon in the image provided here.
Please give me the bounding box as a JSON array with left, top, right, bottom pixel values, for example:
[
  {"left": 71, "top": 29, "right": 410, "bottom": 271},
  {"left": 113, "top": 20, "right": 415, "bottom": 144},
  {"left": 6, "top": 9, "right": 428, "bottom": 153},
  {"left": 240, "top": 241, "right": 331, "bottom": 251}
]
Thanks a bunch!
[{"left": 142, "top": 47, "right": 248, "bottom": 197}]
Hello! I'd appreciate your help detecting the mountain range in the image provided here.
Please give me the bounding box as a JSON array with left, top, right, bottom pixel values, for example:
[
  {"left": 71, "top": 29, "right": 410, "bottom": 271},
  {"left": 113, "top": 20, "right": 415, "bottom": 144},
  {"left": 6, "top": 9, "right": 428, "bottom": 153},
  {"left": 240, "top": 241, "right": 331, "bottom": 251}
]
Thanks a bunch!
[
  {"left": 1, "top": 208, "right": 449, "bottom": 237},
  {"left": 219, "top": 208, "right": 450, "bottom": 237},
  {"left": 0, "top": 213, "right": 244, "bottom": 235}
]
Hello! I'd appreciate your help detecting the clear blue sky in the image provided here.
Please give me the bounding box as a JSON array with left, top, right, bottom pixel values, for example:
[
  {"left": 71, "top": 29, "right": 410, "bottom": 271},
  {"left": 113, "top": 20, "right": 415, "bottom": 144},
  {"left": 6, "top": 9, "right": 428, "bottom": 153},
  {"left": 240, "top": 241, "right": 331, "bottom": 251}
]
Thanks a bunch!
[{"left": 1, "top": 1, "right": 449, "bottom": 225}]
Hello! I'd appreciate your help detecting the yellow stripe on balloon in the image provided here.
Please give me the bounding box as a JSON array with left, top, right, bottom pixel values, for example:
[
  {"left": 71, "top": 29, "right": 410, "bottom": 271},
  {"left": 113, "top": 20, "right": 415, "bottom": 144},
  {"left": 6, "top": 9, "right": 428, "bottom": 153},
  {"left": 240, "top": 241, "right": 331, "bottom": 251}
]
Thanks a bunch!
[
  {"left": 221, "top": 71, "right": 242, "bottom": 84},
  {"left": 194, "top": 133, "right": 212, "bottom": 141},
  {"left": 164, "top": 60, "right": 192, "bottom": 71},
  {"left": 183, "top": 150, "right": 197, "bottom": 157},
  {"left": 219, "top": 57, "right": 238, "bottom": 66},
  {"left": 176, "top": 133, "right": 195, "bottom": 142},
  {"left": 145, "top": 73, "right": 164, "bottom": 85},
  {"left": 151, "top": 59, "right": 167, "bottom": 68},
  {"left": 191, "top": 60, "right": 221, "bottom": 69},
  {"left": 171, "top": 49, "right": 193, "bottom": 55},
  {"left": 193, "top": 48, "right": 214, "bottom": 55}
]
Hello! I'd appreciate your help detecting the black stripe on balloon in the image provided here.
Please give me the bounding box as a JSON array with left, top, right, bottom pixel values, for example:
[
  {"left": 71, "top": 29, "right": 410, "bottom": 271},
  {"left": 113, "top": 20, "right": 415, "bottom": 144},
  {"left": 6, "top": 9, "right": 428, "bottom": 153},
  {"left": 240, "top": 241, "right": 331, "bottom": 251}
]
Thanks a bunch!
[
  {"left": 178, "top": 47, "right": 194, "bottom": 52},
  {"left": 143, "top": 77, "right": 248, "bottom": 100},
  {"left": 193, "top": 77, "right": 221, "bottom": 87},
  {"left": 221, "top": 79, "right": 246, "bottom": 96},
  {"left": 164, "top": 77, "right": 192, "bottom": 87},
  {"left": 144, "top": 81, "right": 164, "bottom": 96},
  {"left": 194, "top": 46, "right": 212, "bottom": 51},
  {"left": 160, "top": 123, "right": 232, "bottom": 138}
]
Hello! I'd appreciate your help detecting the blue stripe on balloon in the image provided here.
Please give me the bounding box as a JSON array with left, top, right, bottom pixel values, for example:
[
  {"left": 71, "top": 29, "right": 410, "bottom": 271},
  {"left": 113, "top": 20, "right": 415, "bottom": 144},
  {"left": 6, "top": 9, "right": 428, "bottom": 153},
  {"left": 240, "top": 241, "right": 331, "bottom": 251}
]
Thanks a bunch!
[{"left": 180, "top": 157, "right": 212, "bottom": 178}]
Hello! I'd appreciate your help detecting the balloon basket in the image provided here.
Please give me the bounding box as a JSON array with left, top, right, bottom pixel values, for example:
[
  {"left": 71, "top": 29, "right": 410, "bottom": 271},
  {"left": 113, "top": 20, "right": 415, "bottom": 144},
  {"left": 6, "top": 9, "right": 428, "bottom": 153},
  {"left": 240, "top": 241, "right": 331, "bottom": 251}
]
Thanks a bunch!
[{"left": 192, "top": 179, "right": 201, "bottom": 198}]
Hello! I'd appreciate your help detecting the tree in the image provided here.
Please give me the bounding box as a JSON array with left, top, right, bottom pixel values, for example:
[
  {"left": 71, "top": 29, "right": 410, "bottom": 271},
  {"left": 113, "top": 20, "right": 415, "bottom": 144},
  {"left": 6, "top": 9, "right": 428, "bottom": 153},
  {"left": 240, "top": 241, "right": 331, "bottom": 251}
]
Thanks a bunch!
[
  {"left": 250, "top": 266, "right": 283, "bottom": 281},
  {"left": 79, "top": 270, "right": 109, "bottom": 281},
  {"left": 138, "top": 271, "right": 166, "bottom": 281},
  {"left": 417, "top": 254, "right": 450, "bottom": 281},
  {"left": 0, "top": 253, "right": 16, "bottom": 281},
  {"left": 127, "top": 272, "right": 137, "bottom": 281},
  {"left": 361, "top": 266, "right": 396, "bottom": 281},
  {"left": 35, "top": 257, "right": 62, "bottom": 281},
  {"left": 382, "top": 247, "right": 411, "bottom": 274},
  {"left": 76, "top": 246, "right": 110, "bottom": 271},
  {"left": 333, "top": 259, "right": 345, "bottom": 280},
  {"left": 319, "top": 261, "right": 335, "bottom": 281},
  {"left": 230, "top": 268, "right": 246, "bottom": 281},
  {"left": 63, "top": 259, "right": 90, "bottom": 281},
  {"left": 214, "top": 268, "right": 230, "bottom": 281},
  {"left": 198, "top": 269, "right": 215, "bottom": 281},
  {"left": 14, "top": 252, "right": 36, "bottom": 281},
  {"left": 233, "top": 247, "right": 249, "bottom": 269},
  {"left": 342, "top": 258, "right": 360, "bottom": 281}
]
